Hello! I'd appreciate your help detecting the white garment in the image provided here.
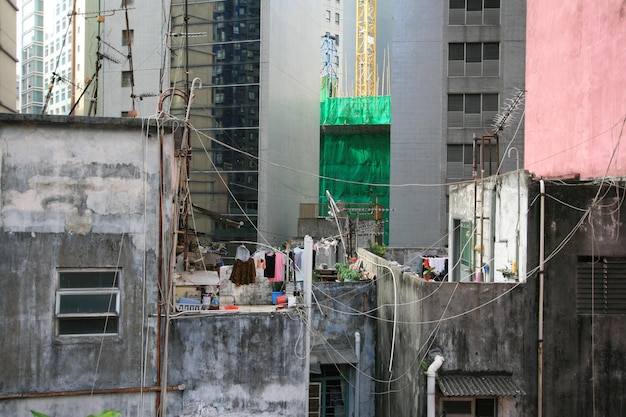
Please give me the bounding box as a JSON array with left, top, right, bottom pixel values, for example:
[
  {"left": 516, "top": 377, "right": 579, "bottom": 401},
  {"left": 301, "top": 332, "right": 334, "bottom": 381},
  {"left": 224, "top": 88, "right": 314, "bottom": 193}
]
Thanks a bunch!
[
  {"left": 235, "top": 245, "right": 251, "bottom": 262},
  {"left": 428, "top": 257, "right": 447, "bottom": 275}
]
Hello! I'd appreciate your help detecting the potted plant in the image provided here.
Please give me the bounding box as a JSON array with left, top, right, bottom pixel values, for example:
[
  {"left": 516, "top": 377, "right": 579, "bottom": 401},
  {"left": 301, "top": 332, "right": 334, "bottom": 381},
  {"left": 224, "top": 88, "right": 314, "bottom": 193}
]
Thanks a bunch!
[{"left": 334, "top": 262, "right": 362, "bottom": 282}]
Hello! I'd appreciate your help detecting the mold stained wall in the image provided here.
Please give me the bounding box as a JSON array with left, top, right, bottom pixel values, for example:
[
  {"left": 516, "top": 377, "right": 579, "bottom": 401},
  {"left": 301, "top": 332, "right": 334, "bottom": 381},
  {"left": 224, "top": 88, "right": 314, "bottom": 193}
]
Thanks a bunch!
[
  {"left": 448, "top": 170, "right": 529, "bottom": 283},
  {"left": 357, "top": 249, "right": 538, "bottom": 417},
  {"left": 310, "top": 281, "right": 377, "bottom": 417},
  {"left": 0, "top": 115, "right": 170, "bottom": 416},
  {"left": 167, "top": 313, "right": 308, "bottom": 417},
  {"left": 530, "top": 179, "right": 626, "bottom": 417}
]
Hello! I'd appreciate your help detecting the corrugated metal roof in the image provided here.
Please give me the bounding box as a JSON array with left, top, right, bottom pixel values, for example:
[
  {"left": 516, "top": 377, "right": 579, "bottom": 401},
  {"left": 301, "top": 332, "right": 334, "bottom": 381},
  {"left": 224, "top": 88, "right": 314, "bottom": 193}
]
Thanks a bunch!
[
  {"left": 311, "top": 348, "right": 358, "bottom": 365},
  {"left": 438, "top": 374, "right": 526, "bottom": 397},
  {"left": 309, "top": 347, "right": 358, "bottom": 374}
]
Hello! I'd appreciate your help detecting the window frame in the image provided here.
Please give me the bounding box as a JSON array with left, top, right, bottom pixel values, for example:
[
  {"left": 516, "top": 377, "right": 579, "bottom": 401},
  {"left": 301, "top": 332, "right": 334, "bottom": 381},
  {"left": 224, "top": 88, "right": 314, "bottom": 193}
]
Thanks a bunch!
[
  {"left": 440, "top": 397, "right": 496, "bottom": 417},
  {"left": 448, "top": 42, "right": 500, "bottom": 77},
  {"left": 447, "top": 93, "right": 499, "bottom": 128},
  {"left": 55, "top": 269, "right": 121, "bottom": 337},
  {"left": 449, "top": 0, "right": 500, "bottom": 25}
]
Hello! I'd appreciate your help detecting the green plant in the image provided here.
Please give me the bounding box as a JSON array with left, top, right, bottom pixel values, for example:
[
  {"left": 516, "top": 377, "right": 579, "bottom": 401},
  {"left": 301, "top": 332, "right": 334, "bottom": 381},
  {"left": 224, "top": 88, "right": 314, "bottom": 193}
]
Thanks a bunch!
[
  {"left": 334, "top": 262, "right": 362, "bottom": 282},
  {"left": 368, "top": 240, "right": 386, "bottom": 257},
  {"left": 31, "top": 411, "right": 121, "bottom": 417}
]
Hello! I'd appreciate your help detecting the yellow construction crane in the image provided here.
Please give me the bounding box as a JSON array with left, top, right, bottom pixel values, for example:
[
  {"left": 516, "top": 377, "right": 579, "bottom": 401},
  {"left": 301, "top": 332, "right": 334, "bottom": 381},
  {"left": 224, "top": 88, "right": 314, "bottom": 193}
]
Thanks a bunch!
[{"left": 355, "top": 0, "right": 377, "bottom": 96}]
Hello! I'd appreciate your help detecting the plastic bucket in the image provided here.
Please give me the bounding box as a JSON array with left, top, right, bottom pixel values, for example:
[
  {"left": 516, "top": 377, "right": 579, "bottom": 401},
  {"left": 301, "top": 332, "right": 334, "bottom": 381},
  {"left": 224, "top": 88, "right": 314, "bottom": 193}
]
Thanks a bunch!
[{"left": 272, "top": 291, "right": 284, "bottom": 305}]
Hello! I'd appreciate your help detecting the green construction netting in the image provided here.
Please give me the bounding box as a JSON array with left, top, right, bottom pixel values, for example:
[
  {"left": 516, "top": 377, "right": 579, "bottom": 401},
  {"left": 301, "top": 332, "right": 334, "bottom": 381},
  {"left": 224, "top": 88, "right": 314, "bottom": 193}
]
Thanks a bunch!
[
  {"left": 319, "top": 132, "right": 390, "bottom": 244},
  {"left": 320, "top": 96, "right": 391, "bottom": 125}
]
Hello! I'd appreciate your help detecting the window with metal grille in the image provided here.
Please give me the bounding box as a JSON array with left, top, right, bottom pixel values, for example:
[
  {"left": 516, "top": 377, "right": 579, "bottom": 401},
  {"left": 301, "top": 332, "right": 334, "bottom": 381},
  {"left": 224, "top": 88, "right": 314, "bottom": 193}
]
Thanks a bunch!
[
  {"left": 56, "top": 270, "right": 121, "bottom": 336},
  {"left": 577, "top": 256, "right": 626, "bottom": 314}
]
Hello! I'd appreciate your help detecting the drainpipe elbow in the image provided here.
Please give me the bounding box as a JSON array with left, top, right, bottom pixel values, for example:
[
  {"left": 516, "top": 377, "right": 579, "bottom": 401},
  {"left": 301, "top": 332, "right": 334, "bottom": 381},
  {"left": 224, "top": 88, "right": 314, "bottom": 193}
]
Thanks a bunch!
[{"left": 427, "top": 355, "right": 445, "bottom": 377}]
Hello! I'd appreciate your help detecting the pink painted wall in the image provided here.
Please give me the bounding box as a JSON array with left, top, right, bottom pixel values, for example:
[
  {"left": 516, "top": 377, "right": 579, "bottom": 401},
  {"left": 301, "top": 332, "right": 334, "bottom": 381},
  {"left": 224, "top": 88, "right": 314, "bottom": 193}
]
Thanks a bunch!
[{"left": 525, "top": 0, "right": 626, "bottom": 179}]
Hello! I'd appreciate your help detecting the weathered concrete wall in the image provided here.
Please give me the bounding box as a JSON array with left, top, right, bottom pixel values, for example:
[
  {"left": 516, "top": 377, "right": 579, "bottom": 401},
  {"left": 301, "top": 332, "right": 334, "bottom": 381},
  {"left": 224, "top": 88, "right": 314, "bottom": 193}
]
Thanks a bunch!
[
  {"left": 0, "top": 114, "right": 170, "bottom": 416},
  {"left": 310, "top": 281, "right": 377, "bottom": 417},
  {"left": 528, "top": 179, "right": 626, "bottom": 417},
  {"left": 448, "top": 170, "right": 530, "bottom": 282},
  {"left": 358, "top": 248, "right": 537, "bottom": 417},
  {"left": 167, "top": 313, "right": 308, "bottom": 417}
]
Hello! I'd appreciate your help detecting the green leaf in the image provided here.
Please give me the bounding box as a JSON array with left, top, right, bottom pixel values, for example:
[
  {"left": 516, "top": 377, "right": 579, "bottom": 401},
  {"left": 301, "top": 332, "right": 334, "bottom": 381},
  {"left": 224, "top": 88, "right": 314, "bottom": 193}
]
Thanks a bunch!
[
  {"left": 88, "top": 412, "right": 121, "bottom": 417},
  {"left": 30, "top": 411, "right": 49, "bottom": 417}
]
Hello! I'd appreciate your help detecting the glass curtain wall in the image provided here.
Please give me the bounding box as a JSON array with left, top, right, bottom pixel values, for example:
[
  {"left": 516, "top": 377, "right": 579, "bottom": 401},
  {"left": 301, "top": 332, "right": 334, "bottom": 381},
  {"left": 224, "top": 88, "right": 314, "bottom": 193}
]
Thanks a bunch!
[{"left": 170, "top": 0, "right": 261, "bottom": 243}]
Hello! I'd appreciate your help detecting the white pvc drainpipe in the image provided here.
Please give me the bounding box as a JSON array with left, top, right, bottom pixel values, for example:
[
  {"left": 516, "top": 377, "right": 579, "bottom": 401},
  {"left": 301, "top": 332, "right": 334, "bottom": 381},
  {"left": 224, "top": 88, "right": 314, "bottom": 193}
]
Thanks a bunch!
[{"left": 427, "top": 355, "right": 445, "bottom": 417}]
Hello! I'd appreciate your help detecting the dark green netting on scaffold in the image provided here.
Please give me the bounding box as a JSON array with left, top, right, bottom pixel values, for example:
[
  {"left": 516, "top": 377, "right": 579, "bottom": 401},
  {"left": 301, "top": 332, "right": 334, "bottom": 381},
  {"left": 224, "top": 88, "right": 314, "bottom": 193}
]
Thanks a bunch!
[
  {"left": 319, "top": 95, "right": 391, "bottom": 244},
  {"left": 320, "top": 95, "right": 391, "bottom": 125}
]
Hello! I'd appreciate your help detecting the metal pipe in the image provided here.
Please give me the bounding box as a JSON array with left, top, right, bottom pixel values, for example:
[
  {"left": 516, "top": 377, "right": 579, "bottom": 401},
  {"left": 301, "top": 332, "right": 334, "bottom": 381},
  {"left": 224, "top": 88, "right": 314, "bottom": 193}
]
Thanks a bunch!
[
  {"left": 508, "top": 147, "right": 520, "bottom": 277},
  {"left": 354, "top": 331, "right": 361, "bottom": 417},
  {"left": 538, "top": 179, "right": 545, "bottom": 417},
  {"left": 303, "top": 235, "right": 314, "bottom": 417},
  {"left": 0, "top": 385, "right": 185, "bottom": 400},
  {"left": 427, "top": 355, "right": 444, "bottom": 417}
]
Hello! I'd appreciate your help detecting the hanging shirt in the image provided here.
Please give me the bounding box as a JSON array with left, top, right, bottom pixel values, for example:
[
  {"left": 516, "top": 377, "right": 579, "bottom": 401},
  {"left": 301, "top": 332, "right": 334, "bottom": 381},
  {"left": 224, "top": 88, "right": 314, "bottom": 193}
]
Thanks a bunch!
[
  {"left": 293, "top": 247, "right": 304, "bottom": 282},
  {"left": 230, "top": 258, "right": 256, "bottom": 286},
  {"left": 253, "top": 250, "right": 266, "bottom": 279},
  {"left": 269, "top": 252, "right": 286, "bottom": 282},
  {"left": 264, "top": 253, "right": 276, "bottom": 279}
]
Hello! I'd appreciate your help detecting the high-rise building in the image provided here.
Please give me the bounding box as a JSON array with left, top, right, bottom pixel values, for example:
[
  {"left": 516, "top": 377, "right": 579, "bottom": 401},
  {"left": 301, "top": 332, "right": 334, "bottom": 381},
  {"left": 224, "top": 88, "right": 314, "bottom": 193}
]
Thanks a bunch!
[
  {"left": 389, "top": 0, "right": 526, "bottom": 247},
  {"left": 168, "top": 0, "right": 320, "bottom": 247},
  {"left": 1, "top": 0, "right": 19, "bottom": 113},
  {"left": 19, "top": 0, "right": 44, "bottom": 114},
  {"left": 18, "top": 0, "right": 163, "bottom": 117},
  {"left": 96, "top": 0, "right": 167, "bottom": 118},
  {"left": 321, "top": 0, "right": 344, "bottom": 96}
]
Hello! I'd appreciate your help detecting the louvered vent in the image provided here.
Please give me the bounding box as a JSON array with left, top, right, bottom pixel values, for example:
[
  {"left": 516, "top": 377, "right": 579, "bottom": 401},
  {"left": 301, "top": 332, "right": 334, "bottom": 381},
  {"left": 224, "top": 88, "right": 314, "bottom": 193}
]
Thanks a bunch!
[{"left": 577, "top": 256, "right": 626, "bottom": 314}]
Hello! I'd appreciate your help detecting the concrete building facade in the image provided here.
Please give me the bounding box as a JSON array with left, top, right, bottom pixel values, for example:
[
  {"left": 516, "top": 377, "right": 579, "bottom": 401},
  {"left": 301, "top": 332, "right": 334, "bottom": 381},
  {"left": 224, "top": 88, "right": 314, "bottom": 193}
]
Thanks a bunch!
[
  {"left": 0, "top": 0, "right": 18, "bottom": 113},
  {"left": 0, "top": 114, "right": 376, "bottom": 417},
  {"left": 389, "top": 0, "right": 526, "bottom": 248}
]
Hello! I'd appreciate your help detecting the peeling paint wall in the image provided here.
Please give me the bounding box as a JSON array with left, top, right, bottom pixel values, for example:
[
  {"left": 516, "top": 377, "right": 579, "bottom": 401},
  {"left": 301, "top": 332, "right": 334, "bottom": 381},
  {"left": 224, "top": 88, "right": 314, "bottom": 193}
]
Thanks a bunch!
[
  {"left": 0, "top": 115, "right": 170, "bottom": 416},
  {"left": 448, "top": 170, "right": 529, "bottom": 282},
  {"left": 167, "top": 313, "right": 308, "bottom": 417}
]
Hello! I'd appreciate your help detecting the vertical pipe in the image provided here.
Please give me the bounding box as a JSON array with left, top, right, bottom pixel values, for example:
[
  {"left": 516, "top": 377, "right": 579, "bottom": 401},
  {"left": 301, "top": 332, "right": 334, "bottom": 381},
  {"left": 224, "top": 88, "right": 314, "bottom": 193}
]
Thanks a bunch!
[
  {"left": 354, "top": 331, "right": 361, "bottom": 417},
  {"left": 538, "top": 180, "right": 545, "bottom": 417},
  {"left": 155, "top": 129, "right": 164, "bottom": 416},
  {"left": 427, "top": 355, "right": 444, "bottom": 417},
  {"left": 303, "top": 235, "right": 314, "bottom": 417}
]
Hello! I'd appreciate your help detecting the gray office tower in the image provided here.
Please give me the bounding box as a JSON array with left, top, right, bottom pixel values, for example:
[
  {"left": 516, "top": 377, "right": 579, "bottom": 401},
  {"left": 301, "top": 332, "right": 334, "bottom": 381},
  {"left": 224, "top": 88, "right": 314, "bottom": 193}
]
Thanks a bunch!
[
  {"left": 389, "top": 0, "right": 525, "bottom": 248},
  {"left": 169, "top": 0, "right": 320, "bottom": 248}
]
